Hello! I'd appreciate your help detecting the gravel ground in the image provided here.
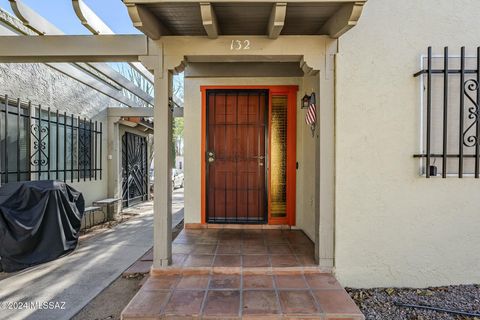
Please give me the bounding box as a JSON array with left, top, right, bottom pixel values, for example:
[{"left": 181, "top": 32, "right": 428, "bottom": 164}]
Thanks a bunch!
[{"left": 347, "top": 285, "right": 480, "bottom": 320}]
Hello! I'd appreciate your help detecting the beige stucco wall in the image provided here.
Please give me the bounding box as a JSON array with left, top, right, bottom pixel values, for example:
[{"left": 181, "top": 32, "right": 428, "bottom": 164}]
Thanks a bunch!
[
  {"left": 183, "top": 75, "right": 318, "bottom": 235},
  {"left": 298, "top": 75, "right": 320, "bottom": 240},
  {"left": 335, "top": 0, "right": 480, "bottom": 287}
]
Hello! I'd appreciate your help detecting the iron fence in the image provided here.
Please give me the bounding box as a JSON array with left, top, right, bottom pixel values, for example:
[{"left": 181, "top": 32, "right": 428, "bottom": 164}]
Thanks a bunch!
[
  {"left": 414, "top": 47, "right": 480, "bottom": 178},
  {"left": 0, "top": 95, "right": 102, "bottom": 184}
]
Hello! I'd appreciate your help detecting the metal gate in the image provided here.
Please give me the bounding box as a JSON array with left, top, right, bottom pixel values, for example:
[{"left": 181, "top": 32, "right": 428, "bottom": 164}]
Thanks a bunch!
[{"left": 122, "top": 132, "right": 148, "bottom": 207}]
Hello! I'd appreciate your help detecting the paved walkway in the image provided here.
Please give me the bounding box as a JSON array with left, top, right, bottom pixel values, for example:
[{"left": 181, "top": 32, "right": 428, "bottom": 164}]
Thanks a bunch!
[
  {"left": 0, "top": 211, "right": 153, "bottom": 320},
  {"left": 0, "top": 191, "right": 184, "bottom": 320},
  {"left": 172, "top": 187, "right": 184, "bottom": 216}
]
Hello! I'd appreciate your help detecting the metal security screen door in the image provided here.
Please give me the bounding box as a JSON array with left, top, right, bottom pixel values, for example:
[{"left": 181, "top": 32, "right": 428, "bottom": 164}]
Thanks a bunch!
[
  {"left": 206, "top": 90, "right": 268, "bottom": 223},
  {"left": 122, "top": 132, "right": 148, "bottom": 207}
]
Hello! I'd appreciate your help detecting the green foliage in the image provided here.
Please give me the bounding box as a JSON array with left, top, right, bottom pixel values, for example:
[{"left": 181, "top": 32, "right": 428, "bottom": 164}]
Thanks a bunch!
[
  {"left": 172, "top": 117, "right": 184, "bottom": 168},
  {"left": 173, "top": 117, "right": 184, "bottom": 138}
]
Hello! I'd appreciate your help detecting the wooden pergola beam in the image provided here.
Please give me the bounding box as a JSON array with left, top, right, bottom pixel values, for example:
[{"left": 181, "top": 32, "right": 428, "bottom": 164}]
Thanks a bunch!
[
  {"left": 72, "top": 0, "right": 154, "bottom": 82},
  {"left": 107, "top": 107, "right": 154, "bottom": 117},
  {"left": 125, "top": 0, "right": 365, "bottom": 3},
  {"left": 0, "top": 35, "right": 149, "bottom": 63},
  {"left": 10, "top": 0, "right": 62, "bottom": 35},
  {"left": 11, "top": 0, "right": 152, "bottom": 82},
  {"left": 268, "top": 2, "right": 287, "bottom": 39},
  {"left": 200, "top": 2, "right": 219, "bottom": 39},
  {"left": 72, "top": 0, "right": 112, "bottom": 35},
  {"left": 318, "top": 2, "right": 365, "bottom": 38}
]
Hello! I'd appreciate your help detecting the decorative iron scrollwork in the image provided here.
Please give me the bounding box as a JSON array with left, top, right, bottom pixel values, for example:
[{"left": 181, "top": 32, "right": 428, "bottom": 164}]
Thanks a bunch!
[
  {"left": 122, "top": 132, "right": 148, "bottom": 207},
  {"left": 78, "top": 137, "right": 90, "bottom": 167},
  {"left": 463, "top": 79, "right": 480, "bottom": 147},
  {"left": 30, "top": 123, "right": 49, "bottom": 166},
  {"left": 0, "top": 95, "right": 103, "bottom": 184}
]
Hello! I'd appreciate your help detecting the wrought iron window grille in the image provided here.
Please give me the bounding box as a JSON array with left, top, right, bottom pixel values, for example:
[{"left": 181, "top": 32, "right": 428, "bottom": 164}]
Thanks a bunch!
[
  {"left": 0, "top": 95, "right": 103, "bottom": 184},
  {"left": 121, "top": 132, "right": 148, "bottom": 207},
  {"left": 414, "top": 47, "right": 480, "bottom": 178}
]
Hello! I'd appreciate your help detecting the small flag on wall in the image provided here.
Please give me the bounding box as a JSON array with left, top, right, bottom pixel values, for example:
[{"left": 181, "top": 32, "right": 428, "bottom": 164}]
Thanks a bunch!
[{"left": 305, "top": 92, "right": 317, "bottom": 137}]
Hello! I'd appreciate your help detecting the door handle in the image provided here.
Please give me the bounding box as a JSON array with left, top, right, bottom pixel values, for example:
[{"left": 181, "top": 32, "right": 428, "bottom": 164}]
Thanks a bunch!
[
  {"left": 207, "top": 151, "right": 215, "bottom": 163},
  {"left": 257, "top": 155, "right": 265, "bottom": 166}
]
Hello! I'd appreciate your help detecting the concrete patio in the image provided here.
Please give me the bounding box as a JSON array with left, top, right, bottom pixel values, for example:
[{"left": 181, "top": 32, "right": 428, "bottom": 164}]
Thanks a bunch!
[
  {"left": 121, "top": 228, "right": 364, "bottom": 319},
  {"left": 168, "top": 228, "right": 319, "bottom": 272}
]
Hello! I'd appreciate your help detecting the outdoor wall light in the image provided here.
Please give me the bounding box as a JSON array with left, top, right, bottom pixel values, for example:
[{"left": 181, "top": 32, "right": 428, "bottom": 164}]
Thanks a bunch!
[{"left": 301, "top": 93, "right": 310, "bottom": 109}]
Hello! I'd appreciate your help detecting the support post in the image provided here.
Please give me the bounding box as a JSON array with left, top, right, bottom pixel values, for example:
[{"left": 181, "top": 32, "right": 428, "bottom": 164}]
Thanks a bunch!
[
  {"left": 153, "top": 66, "right": 173, "bottom": 268},
  {"left": 314, "top": 39, "right": 337, "bottom": 268},
  {"left": 106, "top": 114, "right": 122, "bottom": 212}
]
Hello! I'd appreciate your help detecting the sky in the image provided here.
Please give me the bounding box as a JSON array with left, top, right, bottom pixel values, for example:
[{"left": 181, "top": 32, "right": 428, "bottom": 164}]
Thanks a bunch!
[{"left": 0, "top": 0, "right": 140, "bottom": 35}]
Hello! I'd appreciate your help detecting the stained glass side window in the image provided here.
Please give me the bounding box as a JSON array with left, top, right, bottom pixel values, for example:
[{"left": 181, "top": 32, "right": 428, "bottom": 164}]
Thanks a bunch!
[{"left": 271, "top": 95, "right": 288, "bottom": 218}]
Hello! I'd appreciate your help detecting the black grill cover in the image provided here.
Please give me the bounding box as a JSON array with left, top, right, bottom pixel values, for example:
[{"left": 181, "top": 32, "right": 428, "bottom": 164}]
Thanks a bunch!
[{"left": 0, "top": 181, "right": 84, "bottom": 272}]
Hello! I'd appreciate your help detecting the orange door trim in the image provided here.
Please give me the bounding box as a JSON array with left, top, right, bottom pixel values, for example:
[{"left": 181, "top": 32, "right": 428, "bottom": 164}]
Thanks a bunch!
[{"left": 201, "top": 85, "right": 298, "bottom": 226}]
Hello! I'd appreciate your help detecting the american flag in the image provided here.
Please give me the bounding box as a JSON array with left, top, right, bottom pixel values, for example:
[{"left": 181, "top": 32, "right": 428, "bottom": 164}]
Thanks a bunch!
[{"left": 305, "top": 93, "right": 317, "bottom": 127}]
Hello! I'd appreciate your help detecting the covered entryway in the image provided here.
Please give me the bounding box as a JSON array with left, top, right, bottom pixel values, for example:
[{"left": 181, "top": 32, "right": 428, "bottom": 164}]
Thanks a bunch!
[
  {"left": 0, "top": 0, "right": 367, "bottom": 309},
  {"left": 206, "top": 89, "right": 268, "bottom": 224},
  {"left": 0, "top": 0, "right": 369, "bottom": 318},
  {"left": 122, "top": 131, "right": 149, "bottom": 207},
  {"left": 0, "top": 0, "right": 365, "bottom": 270}
]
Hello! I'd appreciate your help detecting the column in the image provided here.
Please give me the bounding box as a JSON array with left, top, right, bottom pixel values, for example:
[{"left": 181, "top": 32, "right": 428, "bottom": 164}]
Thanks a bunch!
[
  {"left": 106, "top": 115, "right": 121, "bottom": 212},
  {"left": 153, "top": 66, "right": 173, "bottom": 268},
  {"left": 314, "top": 39, "right": 337, "bottom": 268}
]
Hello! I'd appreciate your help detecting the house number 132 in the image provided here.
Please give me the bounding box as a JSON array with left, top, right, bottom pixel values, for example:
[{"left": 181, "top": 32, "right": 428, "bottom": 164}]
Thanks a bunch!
[{"left": 230, "top": 40, "right": 251, "bottom": 51}]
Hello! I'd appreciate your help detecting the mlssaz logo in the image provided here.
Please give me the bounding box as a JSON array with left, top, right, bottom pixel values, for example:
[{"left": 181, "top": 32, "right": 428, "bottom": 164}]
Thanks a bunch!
[{"left": 0, "top": 301, "right": 67, "bottom": 310}]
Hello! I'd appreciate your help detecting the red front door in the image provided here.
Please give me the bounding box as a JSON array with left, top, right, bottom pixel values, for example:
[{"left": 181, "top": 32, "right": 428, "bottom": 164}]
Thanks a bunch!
[{"left": 206, "top": 90, "right": 267, "bottom": 223}]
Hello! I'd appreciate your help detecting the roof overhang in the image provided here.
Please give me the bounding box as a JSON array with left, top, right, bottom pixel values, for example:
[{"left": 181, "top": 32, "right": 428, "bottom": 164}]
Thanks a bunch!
[
  {"left": 119, "top": 117, "right": 154, "bottom": 134},
  {"left": 123, "top": 0, "right": 367, "bottom": 40}
]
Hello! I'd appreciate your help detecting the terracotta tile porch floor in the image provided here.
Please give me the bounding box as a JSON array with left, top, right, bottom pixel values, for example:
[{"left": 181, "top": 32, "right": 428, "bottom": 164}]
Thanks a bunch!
[{"left": 121, "top": 228, "right": 364, "bottom": 320}]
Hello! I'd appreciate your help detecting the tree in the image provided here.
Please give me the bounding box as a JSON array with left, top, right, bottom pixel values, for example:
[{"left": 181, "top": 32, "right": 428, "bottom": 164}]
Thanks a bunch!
[{"left": 113, "top": 63, "right": 185, "bottom": 170}]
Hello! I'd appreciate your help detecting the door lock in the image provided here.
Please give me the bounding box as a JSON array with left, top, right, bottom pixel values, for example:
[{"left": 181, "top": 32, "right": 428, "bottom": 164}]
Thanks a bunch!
[
  {"left": 207, "top": 151, "right": 215, "bottom": 163},
  {"left": 257, "top": 155, "right": 265, "bottom": 166}
]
